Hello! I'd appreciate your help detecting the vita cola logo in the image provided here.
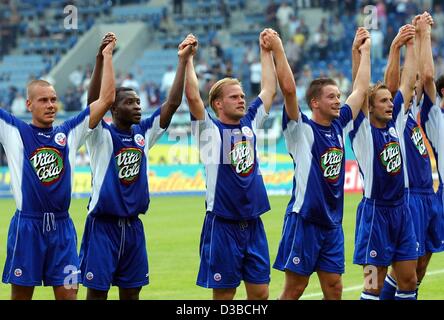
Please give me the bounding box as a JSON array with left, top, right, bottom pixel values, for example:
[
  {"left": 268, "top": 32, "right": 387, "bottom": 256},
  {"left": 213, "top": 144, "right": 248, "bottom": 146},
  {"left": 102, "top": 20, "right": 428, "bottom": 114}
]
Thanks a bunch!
[
  {"left": 380, "top": 142, "right": 402, "bottom": 175},
  {"left": 320, "top": 147, "right": 343, "bottom": 182},
  {"left": 30, "top": 147, "right": 64, "bottom": 185},
  {"left": 115, "top": 148, "right": 142, "bottom": 184},
  {"left": 230, "top": 141, "right": 254, "bottom": 176},
  {"left": 411, "top": 126, "right": 428, "bottom": 157}
]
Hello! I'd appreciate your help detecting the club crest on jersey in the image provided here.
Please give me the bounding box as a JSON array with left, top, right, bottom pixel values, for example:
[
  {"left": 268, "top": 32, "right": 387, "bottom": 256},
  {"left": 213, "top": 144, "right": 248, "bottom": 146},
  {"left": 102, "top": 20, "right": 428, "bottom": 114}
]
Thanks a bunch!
[
  {"left": 115, "top": 147, "right": 142, "bottom": 184},
  {"left": 241, "top": 126, "right": 253, "bottom": 138},
  {"left": 320, "top": 147, "right": 343, "bottom": 182},
  {"left": 411, "top": 126, "right": 428, "bottom": 157},
  {"left": 54, "top": 132, "right": 67, "bottom": 147},
  {"left": 134, "top": 134, "right": 145, "bottom": 147},
  {"left": 380, "top": 142, "right": 402, "bottom": 175},
  {"left": 30, "top": 147, "right": 64, "bottom": 185},
  {"left": 230, "top": 141, "right": 254, "bottom": 176}
]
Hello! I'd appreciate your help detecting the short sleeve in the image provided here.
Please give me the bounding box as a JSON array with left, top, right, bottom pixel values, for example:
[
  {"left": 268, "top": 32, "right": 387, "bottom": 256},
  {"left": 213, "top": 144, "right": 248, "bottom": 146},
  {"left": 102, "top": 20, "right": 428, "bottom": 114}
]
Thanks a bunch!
[
  {"left": 60, "top": 107, "right": 92, "bottom": 151},
  {"left": 244, "top": 96, "right": 268, "bottom": 130},
  {"left": 139, "top": 107, "right": 167, "bottom": 149}
]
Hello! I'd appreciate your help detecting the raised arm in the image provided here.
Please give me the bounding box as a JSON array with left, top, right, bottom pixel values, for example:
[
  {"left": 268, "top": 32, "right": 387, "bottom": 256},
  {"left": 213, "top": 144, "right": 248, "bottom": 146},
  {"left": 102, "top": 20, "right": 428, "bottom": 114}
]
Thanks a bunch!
[
  {"left": 351, "top": 27, "right": 368, "bottom": 85},
  {"left": 159, "top": 35, "right": 196, "bottom": 128},
  {"left": 262, "top": 28, "right": 298, "bottom": 120},
  {"left": 417, "top": 13, "right": 436, "bottom": 104},
  {"left": 258, "top": 29, "right": 277, "bottom": 113},
  {"left": 399, "top": 26, "right": 418, "bottom": 110},
  {"left": 89, "top": 39, "right": 116, "bottom": 129},
  {"left": 412, "top": 15, "right": 423, "bottom": 101},
  {"left": 384, "top": 25, "right": 416, "bottom": 97},
  {"left": 345, "top": 38, "right": 371, "bottom": 119},
  {"left": 87, "top": 33, "right": 116, "bottom": 106},
  {"left": 184, "top": 36, "right": 205, "bottom": 120}
]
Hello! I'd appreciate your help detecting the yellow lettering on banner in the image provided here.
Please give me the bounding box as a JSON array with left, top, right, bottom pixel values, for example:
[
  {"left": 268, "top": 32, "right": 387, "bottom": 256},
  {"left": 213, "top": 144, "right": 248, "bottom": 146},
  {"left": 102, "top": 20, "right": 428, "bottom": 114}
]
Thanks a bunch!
[
  {"left": 2, "top": 172, "right": 10, "bottom": 184},
  {"left": 150, "top": 172, "right": 206, "bottom": 192},
  {"left": 72, "top": 172, "right": 92, "bottom": 193},
  {"left": 262, "top": 170, "right": 293, "bottom": 184}
]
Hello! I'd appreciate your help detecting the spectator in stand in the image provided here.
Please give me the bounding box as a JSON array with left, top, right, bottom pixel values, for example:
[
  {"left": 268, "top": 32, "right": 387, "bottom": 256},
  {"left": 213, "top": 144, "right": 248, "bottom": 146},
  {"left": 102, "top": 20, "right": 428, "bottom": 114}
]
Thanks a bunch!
[
  {"left": 433, "top": 4, "right": 444, "bottom": 42},
  {"left": 11, "top": 92, "right": 27, "bottom": 116},
  {"left": 276, "top": 2, "right": 295, "bottom": 42},
  {"left": 161, "top": 65, "right": 176, "bottom": 100},
  {"left": 370, "top": 24, "right": 384, "bottom": 61},
  {"left": 250, "top": 57, "right": 262, "bottom": 96},
  {"left": 329, "top": 16, "right": 345, "bottom": 52},
  {"left": 376, "top": 0, "right": 388, "bottom": 34},
  {"left": 285, "top": 38, "right": 302, "bottom": 71},
  {"left": 121, "top": 73, "right": 140, "bottom": 92},
  {"left": 146, "top": 81, "right": 161, "bottom": 108},
  {"left": 173, "top": 0, "right": 183, "bottom": 15},
  {"left": 312, "top": 24, "right": 329, "bottom": 60},
  {"left": 265, "top": 0, "right": 280, "bottom": 32},
  {"left": 288, "top": 14, "right": 300, "bottom": 37},
  {"left": 69, "top": 65, "right": 84, "bottom": 88},
  {"left": 384, "top": 25, "right": 397, "bottom": 56}
]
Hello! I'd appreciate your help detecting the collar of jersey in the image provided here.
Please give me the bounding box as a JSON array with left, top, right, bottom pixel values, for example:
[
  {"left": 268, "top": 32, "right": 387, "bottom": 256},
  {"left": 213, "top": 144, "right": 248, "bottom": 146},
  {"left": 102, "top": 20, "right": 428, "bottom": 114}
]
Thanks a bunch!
[
  {"left": 111, "top": 123, "right": 133, "bottom": 136},
  {"left": 29, "top": 123, "right": 53, "bottom": 132}
]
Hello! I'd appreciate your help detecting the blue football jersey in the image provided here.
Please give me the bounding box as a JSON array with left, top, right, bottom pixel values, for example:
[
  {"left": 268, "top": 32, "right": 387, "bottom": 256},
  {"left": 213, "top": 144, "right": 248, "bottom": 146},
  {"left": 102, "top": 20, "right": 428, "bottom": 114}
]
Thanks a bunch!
[
  {"left": 86, "top": 108, "right": 165, "bottom": 218},
  {"left": 349, "top": 91, "right": 406, "bottom": 204},
  {"left": 283, "top": 105, "right": 353, "bottom": 228},
  {"left": 400, "top": 97, "right": 433, "bottom": 190},
  {"left": 420, "top": 93, "right": 444, "bottom": 187},
  {"left": 191, "top": 97, "right": 270, "bottom": 221},
  {"left": 0, "top": 108, "right": 92, "bottom": 214}
]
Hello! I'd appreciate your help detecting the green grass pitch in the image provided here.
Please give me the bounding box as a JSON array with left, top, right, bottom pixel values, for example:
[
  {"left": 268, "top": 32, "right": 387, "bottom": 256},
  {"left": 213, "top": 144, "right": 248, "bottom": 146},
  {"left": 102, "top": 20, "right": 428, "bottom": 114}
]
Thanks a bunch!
[{"left": 0, "top": 194, "right": 443, "bottom": 300}]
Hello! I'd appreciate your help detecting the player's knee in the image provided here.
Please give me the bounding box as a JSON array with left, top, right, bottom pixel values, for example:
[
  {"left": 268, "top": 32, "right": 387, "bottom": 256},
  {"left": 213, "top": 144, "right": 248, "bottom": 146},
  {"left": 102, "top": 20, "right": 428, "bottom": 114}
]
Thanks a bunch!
[
  {"left": 87, "top": 288, "right": 108, "bottom": 300},
  {"left": 119, "top": 287, "right": 141, "bottom": 300},
  {"left": 416, "top": 260, "right": 429, "bottom": 282},
  {"left": 11, "top": 285, "right": 34, "bottom": 300},
  {"left": 282, "top": 283, "right": 307, "bottom": 300},
  {"left": 324, "top": 280, "right": 343, "bottom": 299},
  {"left": 397, "top": 273, "right": 417, "bottom": 291},
  {"left": 213, "top": 288, "right": 236, "bottom": 300},
  {"left": 248, "top": 287, "right": 269, "bottom": 300},
  {"left": 55, "top": 288, "right": 78, "bottom": 300}
]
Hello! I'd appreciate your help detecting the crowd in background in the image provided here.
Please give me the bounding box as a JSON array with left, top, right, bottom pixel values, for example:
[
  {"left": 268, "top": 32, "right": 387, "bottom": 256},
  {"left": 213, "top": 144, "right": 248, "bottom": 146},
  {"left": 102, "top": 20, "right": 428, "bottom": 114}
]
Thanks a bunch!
[{"left": 1, "top": 0, "right": 444, "bottom": 165}]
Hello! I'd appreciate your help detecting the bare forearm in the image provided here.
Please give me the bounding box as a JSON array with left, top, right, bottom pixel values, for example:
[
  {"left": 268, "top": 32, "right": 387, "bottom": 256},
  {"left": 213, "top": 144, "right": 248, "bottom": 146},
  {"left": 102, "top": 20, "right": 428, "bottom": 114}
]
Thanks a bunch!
[
  {"left": 185, "top": 58, "right": 205, "bottom": 119},
  {"left": 87, "top": 56, "right": 104, "bottom": 106},
  {"left": 185, "top": 58, "right": 200, "bottom": 102},
  {"left": 273, "top": 46, "right": 295, "bottom": 96},
  {"left": 89, "top": 53, "right": 115, "bottom": 128},
  {"left": 354, "top": 50, "right": 371, "bottom": 94},
  {"left": 399, "top": 43, "right": 417, "bottom": 107},
  {"left": 259, "top": 48, "right": 277, "bottom": 111},
  {"left": 166, "top": 60, "right": 187, "bottom": 108},
  {"left": 352, "top": 49, "right": 361, "bottom": 86},
  {"left": 99, "top": 54, "right": 115, "bottom": 104},
  {"left": 160, "top": 59, "right": 187, "bottom": 128},
  {"left": 260, "top": 49, "right": 276, "bottom": 93},
  {"left": 402, "top": 44, "right": 417, "bottom": 91},
  {"left": 384, "top": 45, "right": 401, "bottom": 95},
  {"left": 272, "top": 45, "right": 298, "bottom": 119},
  {"left": 420, "top": 31, "right": 436, "bottom": 98},
  {"left": 346, "top": 49, "right": 370, "bottom": 118}
]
